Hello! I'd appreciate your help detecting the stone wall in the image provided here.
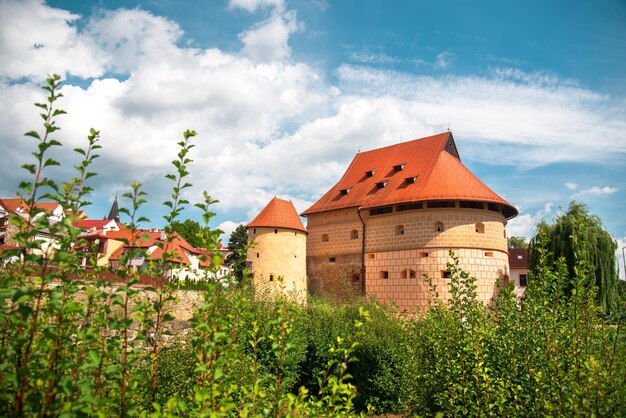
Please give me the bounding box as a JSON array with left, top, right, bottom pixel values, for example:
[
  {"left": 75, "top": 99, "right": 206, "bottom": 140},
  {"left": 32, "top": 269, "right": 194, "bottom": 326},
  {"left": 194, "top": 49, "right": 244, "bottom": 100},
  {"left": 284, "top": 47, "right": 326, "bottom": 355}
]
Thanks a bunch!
[
  {"left": 247, "top": 226, "right": 307, "bottom": 295},
  {"left": 305, "top": 204, "right": 510, "bottom": 309}
]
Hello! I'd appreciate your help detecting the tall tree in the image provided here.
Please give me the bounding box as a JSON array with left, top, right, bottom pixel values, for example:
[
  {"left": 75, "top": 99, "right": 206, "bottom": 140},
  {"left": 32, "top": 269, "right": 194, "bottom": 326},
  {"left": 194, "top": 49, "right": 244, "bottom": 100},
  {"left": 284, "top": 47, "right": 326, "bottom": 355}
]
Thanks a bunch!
[
  {"left": 529, "top": 201, "right": 619, "bottom": 313},
  {"left": 508, "top": 236, "right": 529, "bottom": 249},
  {"left": 226, "top": 224, "right": 248, "bottom": 284},
  {"left": 171, "top": 219, "right": 202, "bottom": 248}
]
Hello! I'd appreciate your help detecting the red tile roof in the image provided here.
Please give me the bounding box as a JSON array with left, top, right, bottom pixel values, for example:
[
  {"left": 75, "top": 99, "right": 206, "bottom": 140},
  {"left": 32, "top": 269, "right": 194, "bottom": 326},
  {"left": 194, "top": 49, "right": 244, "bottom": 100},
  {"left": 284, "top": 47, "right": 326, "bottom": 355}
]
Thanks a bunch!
[
  {"left": 0, "top": 198, "right": 61, "bottom": 215},
  {"left": 76, "top": 219, "right": 117, "bottom": 230},
  {"left": 247, "top": 197, "right": 307, "bottom": 233},
  {"left": 302, "top": 132, "right": 517, "bottom": 219},
  {"left": 508, "top": 248, "right": 528, "bottom": 269}
]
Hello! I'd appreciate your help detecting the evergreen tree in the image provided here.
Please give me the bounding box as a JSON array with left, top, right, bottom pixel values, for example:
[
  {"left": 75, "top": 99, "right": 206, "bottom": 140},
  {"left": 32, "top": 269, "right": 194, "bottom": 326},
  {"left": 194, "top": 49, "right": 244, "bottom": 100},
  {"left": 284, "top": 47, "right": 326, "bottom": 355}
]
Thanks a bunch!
[
  {"left": 529, "top": 201, "right": 619, "bottom": 313},
  {"left": 226, "top": 224, "right": 248, "bottom": 284}
]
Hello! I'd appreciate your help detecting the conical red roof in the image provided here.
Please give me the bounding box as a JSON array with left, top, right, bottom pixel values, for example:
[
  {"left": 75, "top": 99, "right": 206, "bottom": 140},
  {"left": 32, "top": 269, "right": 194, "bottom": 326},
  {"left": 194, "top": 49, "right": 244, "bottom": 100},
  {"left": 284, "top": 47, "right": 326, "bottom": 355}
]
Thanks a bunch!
[
  {"left": 247, "top": 198, "right": 307, "bottom": 233},
  {"left": 302, "top": 132, "right": 517, "bottom": 219}
]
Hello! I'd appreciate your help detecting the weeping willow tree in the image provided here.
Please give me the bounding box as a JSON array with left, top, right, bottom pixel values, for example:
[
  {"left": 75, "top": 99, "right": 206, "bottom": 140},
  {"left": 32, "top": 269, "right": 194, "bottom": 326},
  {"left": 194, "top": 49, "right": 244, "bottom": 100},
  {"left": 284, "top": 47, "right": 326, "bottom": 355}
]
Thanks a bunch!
[{"left": 529, "top": 201, "right": 619, "bottom": 314}]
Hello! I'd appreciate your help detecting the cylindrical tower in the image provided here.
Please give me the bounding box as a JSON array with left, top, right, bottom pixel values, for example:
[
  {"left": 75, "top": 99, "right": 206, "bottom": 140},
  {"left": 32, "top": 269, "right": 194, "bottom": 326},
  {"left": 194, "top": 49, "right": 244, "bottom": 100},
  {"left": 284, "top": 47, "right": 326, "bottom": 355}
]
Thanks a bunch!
[{"left": 246, "top": 198, "right": 307, "bottom": 297}]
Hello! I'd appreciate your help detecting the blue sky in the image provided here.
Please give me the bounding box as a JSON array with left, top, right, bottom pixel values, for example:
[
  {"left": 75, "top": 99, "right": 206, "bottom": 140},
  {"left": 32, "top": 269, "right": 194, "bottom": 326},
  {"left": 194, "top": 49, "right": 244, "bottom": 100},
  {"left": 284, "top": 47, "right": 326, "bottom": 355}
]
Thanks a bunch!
[{"left": 1, "top": 0, "right": 625, "bottom": 275}]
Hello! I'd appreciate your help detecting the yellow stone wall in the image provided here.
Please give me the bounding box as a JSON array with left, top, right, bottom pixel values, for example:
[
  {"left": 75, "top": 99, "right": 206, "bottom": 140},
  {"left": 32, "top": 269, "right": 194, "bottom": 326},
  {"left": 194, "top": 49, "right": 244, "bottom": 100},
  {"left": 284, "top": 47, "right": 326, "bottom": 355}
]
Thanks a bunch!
[
  {"left": 247, "top": 226, "right": 307, "bottom": 296},
  {"left": 305, "top": 205, "right": 510, "bottom": 309}
]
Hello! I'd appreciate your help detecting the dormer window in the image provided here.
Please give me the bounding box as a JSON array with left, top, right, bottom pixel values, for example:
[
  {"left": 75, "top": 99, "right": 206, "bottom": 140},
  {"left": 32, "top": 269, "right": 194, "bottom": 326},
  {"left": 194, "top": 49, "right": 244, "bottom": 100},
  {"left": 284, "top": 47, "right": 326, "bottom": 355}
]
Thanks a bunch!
[
  {"left": 366, "top": 169, "right": 376, "bottom": 177},
  {"left": 393, "top": 163, "right": 406, "bottom": 172},
  {"left": 375, "top": 180, "right": 388, "bottom": 189},
  {"left": 405, "top": 176, "right": 417, "bottom": 184},
  {"left": 340, "top": 187, "right": 351, "bottom": 195}
]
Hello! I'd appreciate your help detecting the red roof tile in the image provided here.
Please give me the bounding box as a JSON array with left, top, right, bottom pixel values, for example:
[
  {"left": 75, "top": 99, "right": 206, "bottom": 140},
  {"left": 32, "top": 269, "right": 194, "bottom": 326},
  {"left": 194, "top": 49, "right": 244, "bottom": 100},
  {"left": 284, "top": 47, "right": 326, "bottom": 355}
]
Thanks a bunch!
[
  {"left": 302, "top": 132, "right": 517, "bottom": 219},
  {"left": 0, "top": 198, "right": 61, "bottom": 215},
  {"left": 76, "top": 219, "right": 117, "bottom": 230},
  {"left": 508, "top": 248, "right": 528, "bottom": 269},
  {"left": 247, "top": 198, "right": 307, "bottom": 233}
]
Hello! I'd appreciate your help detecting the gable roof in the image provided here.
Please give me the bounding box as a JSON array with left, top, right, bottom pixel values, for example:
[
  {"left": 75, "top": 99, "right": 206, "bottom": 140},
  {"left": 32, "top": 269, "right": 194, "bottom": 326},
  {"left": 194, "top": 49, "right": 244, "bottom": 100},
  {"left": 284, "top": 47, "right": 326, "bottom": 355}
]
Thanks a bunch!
[
  {"left": 508, "top": 248, "right": 528, "bottom": 269},
  {"left": 247, "top": 197, "right": 307, "bottom": 233},
  {"left": 76, "top": 219, "right": 118, "bottom": 230},
  {"left": 302, "top": 132, "right": 517, "bottom": 219},
  {"left": 0, "top": 198, "right": 62, "bottom": 216}
]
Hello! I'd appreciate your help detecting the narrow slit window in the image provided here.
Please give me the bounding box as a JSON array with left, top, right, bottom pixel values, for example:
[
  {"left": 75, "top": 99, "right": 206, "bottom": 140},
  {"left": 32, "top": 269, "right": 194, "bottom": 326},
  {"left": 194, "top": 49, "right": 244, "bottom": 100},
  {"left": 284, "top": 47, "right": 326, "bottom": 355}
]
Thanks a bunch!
[
  {"left": 269, "top": 274, "right": 274, "bottom": 282},
  {"left": 419, "top": 252, "right": 429, "bottom": 258},
  {"left": 441, "top": 270, "right": 452, "bottom": 279},
  {"left": 274, "top": 228, "right": 278, "bottom": 234},
  {"left": 484, "top": 251, "right": 493, "bottom": 257},
  {"left": 380, "top": 271, "right": 389, "bottom": 279}
]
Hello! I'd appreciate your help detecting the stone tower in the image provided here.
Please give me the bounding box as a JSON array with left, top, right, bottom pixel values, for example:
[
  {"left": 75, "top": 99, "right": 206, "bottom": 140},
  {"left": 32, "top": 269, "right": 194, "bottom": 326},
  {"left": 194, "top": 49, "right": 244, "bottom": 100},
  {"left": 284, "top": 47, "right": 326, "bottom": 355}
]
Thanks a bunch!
[
  {"left": 302, "top": 132, "right": 518, "bottom": 312},
  {"left": 246, "top": 197, "right": 307, "bottom": 297}
]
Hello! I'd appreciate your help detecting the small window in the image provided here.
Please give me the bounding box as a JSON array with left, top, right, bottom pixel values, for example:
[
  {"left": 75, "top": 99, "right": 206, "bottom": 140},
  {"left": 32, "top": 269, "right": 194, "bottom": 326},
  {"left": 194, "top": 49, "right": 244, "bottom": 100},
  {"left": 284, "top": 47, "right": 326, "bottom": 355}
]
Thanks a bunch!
[
  {"left": 393, "top": 163, "right": 405, "bottom": 172},
  {"left": 396, "top": 225, "right": 404, "bottom": 235},
  {"left": 519, "top": 274, "right": 528, "bottom": 287},
  {"left": 367, "top": 254, "right": 375, "bottom": 260},
  {"left": 256, "top": 252, "right": 259, "bottom": 258},
  {"left": 366, "top": 169, "right": 376, "bottom": 177},
  {"left": 269, "top": 274, "right": 274, "bottom": 282},
  {"left": 435, "top": 221, "right": 444, "bottom": 232},
  {"left": 253, "top": 228, "right": 256, "bottom": 234},
  {"left": 340, "top": 188, "right": 351, "bottom": 195},
  {"left": 375, "top": 180, "right": 388, "bottom": 189},
  {"left": 475, "top": 223, "right": 485, "bottom": 234},
  {"left": 441, "top": 270, "right": 452, "bottom": 279},
  {"left": 322, "top": 234, "right": 329, "bottom": 242},
  {"left": 427, "top": 201, "right": 455, "bottom": 209},
  {"left": 419, "top": 252, "right": 429, "bottom": 258},
  {"left": 274, "top": 228, "right": 278, "bottom": 234},
  {"left": 351, "top": 273, "right": 361, "bottom": 282},
  {"left": 397, "top": 202, "right": 422, "bottom": 211},
  {"left": 329, "top": 257, "right": 336, "bottom": 263},
  {"left": 370, "top": 206, "right": 393, "bottom": 216},
  {"left": 401, "top": 269, "right": 416, "bottom": 279},
  {"left": 484, "top": 251, "right": 493, "bottom": 257},
  {"left": 350, "top": 229, "right": 359, "bottom": 239},
  {"left": 380, "top": 271, "right": 389, "bottom": 279},
  {"left": 404, "top": 176, "right": 417, "bottom": 184}
]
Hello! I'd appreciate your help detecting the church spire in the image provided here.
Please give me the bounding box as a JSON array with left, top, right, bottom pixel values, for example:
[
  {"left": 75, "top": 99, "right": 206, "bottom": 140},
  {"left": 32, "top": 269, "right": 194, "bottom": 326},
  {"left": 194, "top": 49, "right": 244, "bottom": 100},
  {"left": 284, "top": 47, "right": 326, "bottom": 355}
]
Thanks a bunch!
[{"left": 106, "top": 195, "right": 120, "bottom": 223}]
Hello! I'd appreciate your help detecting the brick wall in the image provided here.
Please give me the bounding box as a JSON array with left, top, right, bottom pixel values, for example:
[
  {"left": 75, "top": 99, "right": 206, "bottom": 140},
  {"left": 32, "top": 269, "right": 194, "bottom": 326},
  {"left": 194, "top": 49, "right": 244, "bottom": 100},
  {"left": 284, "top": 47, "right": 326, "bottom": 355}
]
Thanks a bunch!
[{"left": 305, "top": 205, "right": 510, "bottom": 309}]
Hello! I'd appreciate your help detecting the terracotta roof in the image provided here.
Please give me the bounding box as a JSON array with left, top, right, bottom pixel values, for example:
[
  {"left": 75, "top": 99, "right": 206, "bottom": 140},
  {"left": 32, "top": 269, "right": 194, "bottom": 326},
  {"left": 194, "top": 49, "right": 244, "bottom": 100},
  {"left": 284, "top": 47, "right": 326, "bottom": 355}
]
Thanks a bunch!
[
  {"left": 508, "top": 248, "right": 528, "bottom": 269},
  {"left": 302, "top": 132, "right": 517, "bottom": 219},
  {"left": 247, "top": 197, "right": 307, "bottom": 233},
  {"left": 0, "top": 198, "right": 61, "bottom": 215},
  {"left": 76, "top": 219, "right": 116, "bottom": 230}
]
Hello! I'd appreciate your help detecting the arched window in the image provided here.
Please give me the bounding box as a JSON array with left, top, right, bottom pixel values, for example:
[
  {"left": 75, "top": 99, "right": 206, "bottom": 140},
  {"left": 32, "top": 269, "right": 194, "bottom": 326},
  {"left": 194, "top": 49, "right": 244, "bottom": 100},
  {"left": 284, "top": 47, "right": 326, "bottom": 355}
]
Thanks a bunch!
[
  {"left": 435, "top": 221, "right": 444, "bottom": 232},
  {"left": 475, "top": 222, "right": 484, "bottom": 233},
  {"left": 396, "top": 225, "right": 405, "bottom": 235},
  {"left": 350, "top": 229, "right": 359, "bottom": 239},
  {"left": 322, "top": 234, "right": 329, "bottom": 242}
]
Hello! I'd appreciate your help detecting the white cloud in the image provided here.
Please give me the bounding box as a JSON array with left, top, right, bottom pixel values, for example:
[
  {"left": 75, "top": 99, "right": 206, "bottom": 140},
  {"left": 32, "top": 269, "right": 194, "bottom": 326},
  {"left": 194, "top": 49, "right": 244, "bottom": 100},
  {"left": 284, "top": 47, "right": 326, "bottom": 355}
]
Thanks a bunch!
[
  {"left": 565, "top": 182, "right": 578, "bottom": 190},
  {"left": 218, "top": 220, "right": 243, "bottom": 243},
  {"left": 572, "top": 186, "right": 618, "bottom": 198},
  {"left": 435, "top": 51, "right": 454, "bottom": 69},
  {"left": 229, "top": 0, "right": 284, "bottom": 13},
  {"left": 239, "top": 9, "right": 301, "bottom": 62},
  {"left": 507, "top": 202, "right": 554, "bottom": 239},
  {"left": 0, "top": 0, "right": 105, "bottom": 80}
]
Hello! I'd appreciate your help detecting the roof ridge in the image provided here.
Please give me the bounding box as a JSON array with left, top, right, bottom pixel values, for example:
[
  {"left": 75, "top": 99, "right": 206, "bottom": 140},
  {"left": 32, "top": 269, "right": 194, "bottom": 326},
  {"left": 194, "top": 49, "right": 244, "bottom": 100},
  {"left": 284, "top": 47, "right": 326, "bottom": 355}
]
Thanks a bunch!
[{"left": 413, "top": 134, "right": 451, "bottom": 198}]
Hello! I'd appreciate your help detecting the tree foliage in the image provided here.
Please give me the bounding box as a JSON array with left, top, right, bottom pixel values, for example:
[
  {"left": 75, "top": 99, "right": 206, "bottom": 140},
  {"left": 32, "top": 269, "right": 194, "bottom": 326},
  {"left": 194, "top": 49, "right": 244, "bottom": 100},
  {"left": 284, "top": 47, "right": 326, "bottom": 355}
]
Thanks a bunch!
[
  {"left": 529, "top": 201, "right": 619, "bottom": 313},
  {"left": 507, "top": 236, "right": 528, "bottom": 249},
  {"left": 171, "top": 219, "right": 202, "bottom": 248},
  {"left": 226, "top": 224, "right": 248, "bottom": 284}
]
